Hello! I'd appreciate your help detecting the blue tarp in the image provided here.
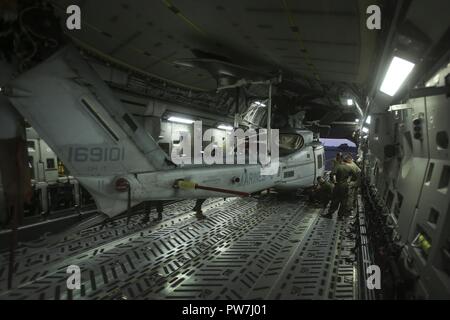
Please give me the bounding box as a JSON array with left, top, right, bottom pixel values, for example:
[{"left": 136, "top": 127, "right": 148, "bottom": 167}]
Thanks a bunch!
[{"left": 319, "top": 138, "right": 357, "bottom": 171}]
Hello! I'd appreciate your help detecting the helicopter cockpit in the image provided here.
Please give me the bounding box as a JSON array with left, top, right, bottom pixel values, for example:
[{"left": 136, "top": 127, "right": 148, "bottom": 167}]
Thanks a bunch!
[{"left": 279, "top": 133, "right": 305, "bottom": 156}]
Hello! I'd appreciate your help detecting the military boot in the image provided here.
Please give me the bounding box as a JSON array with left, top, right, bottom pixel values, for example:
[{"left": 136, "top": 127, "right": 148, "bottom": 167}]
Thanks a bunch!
[
  {"left": 195, "top": 210, "right": 207, "bottom": 220},
  {"left": 154, "top": 211, "right": 163, "bottom": 222}
]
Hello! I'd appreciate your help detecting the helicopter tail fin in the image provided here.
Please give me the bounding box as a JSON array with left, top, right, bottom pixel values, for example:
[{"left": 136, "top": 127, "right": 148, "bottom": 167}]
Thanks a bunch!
[{"left": 6, "top": 46, "right": 172, "bottom": 179}]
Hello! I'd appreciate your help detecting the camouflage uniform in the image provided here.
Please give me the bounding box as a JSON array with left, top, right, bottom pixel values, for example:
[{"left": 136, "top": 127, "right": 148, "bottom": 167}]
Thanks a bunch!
[
  {"left": 325, "top": 163, "right": 357, "bottom": 218},
  {"left": 317, "top": 180, "right": 334, "bottom": 208},
  {"left": 346, "top": 161, "right": 361, "bottom": 211},
  {"left": 330, "top": 153, "right": 343, "bottom": 175},
  {"left": 331, "top": 159, "right": 341, "bottom": 175}
]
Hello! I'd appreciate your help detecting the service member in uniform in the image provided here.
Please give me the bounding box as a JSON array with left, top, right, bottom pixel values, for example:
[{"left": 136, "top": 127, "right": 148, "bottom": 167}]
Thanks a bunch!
[
  {"left": 331, "top": 152, "right": 343, "bottom": 175},
  {"left": 311, "top": 176, "right": 334, "bottom": 208},
  {"left": 141, "top": 200, "right": 164, "bottom": 223},
  {"left": 193, "top": 198, "right": 207, "bottom": 220},
  {"left": 323, "top": 154, "right": 358, "bottom": 219},
  {"left": 345, "top": 155, "right": 361, "bottom": 214}
]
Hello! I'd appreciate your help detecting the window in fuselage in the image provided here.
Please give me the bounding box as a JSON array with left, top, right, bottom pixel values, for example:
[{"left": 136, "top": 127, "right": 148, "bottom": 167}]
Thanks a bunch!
[
  {"left": 279, "top": 134, "right": 304, "bottom": 156},
  {"left": 317, "top": 154, "right": 323, "bottom": 169}
]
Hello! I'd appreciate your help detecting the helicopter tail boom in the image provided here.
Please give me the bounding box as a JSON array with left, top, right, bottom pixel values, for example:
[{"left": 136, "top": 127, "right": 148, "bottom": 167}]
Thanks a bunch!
[{"left": 5, "top": 46, "right": 171, "bottom": 179}]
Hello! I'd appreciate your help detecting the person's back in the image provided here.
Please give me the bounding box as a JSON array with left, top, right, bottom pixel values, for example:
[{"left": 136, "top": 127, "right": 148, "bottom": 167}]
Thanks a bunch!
[
  {"left": 324, "top": 156, "right": 357, "bottom": 219},
  {"left": 346, "top": 160, "right": 361, "bottom": 175},
  {"left": 334, "top": 162, "right": 355, "bottom": 184},
  {"left": 345, "top": 159, "right": 361, "bottom": 212},
  {"left": 313, "top": 177, "right": 334, "bottom": 208}
]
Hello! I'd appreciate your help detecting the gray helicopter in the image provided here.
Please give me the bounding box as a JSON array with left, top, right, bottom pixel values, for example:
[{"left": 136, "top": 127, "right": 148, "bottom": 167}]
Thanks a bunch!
[{"left": 4, "top": 46, "right": 325, "bottom": 227}]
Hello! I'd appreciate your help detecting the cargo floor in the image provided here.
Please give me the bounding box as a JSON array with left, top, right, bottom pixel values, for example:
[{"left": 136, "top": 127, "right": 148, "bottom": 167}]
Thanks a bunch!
[{"left": 0, "top": 195, "right": 357, "bottom": 300}]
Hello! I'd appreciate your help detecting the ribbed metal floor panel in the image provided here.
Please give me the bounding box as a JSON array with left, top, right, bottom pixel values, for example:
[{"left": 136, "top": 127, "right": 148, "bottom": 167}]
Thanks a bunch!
[{"left": 0, "top": 196, "right": 357, "bottom": 300}]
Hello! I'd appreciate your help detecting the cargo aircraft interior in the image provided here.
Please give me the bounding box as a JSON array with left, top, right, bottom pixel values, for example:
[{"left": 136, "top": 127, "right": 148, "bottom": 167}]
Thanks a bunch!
[{"left": 0, "top": 0, "right": 449, "bottom": 301}]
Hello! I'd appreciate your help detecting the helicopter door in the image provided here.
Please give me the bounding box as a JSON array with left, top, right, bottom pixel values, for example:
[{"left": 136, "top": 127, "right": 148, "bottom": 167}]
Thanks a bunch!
[{"left": 313, "top": 147, "right": 325, "bottom": 183}]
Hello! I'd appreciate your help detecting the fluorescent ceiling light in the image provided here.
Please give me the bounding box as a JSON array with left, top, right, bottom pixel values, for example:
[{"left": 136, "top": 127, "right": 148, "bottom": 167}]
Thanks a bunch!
[
  {"left": 168, "top": 116, "right": 194, "bottom": 124},
  {"left": 365, "top": 115, "right": 371, "bottom": 124},
  {"left": 388, "top": 104, "right": 409, "bottom": 112},
  {"left": 380, "top": 56, "right": 415, "bottom": 96},
  {"left": 362, "top": 127, "right": 369, "bottom": 133},
  {"left": 355, "top": 119, "right": 360, "bottom": 123},
  {"left": 254, "top": 101, "right": 266, "bottom": 107},
  {"left": 347, "top": 99, "right": 353, "bottom": 106},
  {"left": 217, "top": 124, "right": 234, "bottom": 131}
]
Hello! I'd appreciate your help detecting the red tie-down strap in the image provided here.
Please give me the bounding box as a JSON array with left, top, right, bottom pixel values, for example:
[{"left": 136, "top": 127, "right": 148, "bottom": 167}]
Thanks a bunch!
[{"left": 175, "top": 180, "right": 250, "bottom": 197}]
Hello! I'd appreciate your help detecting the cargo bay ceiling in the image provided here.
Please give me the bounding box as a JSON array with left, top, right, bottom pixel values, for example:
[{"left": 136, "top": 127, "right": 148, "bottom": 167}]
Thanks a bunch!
[{"left": 50, "top": 0, "right": 392, "bottom": 137}]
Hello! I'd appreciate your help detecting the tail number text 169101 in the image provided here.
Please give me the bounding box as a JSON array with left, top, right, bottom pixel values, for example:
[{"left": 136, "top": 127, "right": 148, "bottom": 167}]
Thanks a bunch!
[{"left": 68, "top": 146, "right": 125, "bottom": 163}]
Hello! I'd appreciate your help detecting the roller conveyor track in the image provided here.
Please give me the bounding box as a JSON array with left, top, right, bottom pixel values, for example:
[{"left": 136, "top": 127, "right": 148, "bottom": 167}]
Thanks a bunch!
[{"left": 0, "top": 196, "right": 357, "bottom": 300}]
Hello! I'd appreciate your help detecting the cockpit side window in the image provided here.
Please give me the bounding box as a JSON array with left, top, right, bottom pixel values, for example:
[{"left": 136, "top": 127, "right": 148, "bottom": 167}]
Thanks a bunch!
[{"left": 279, "top": 134, "right": 304, "bottom": 155}]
